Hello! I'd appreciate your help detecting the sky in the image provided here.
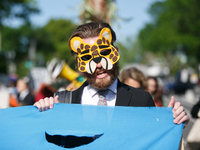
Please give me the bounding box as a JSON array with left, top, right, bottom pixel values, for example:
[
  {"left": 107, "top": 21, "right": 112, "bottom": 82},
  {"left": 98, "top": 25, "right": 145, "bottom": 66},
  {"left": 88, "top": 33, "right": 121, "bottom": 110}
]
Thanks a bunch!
[
  {"left": 31, "top": 0, "right": 159, "bottom": 41},
  {"left": 5, "top": 0, "right": 159, "bottom": 41}
]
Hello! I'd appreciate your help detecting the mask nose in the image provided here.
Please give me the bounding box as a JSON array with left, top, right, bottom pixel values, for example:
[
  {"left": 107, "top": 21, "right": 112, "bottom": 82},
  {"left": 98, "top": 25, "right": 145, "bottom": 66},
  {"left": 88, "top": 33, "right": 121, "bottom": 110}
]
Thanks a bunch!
[{"left": 93, "top": 57, "right": 101, "bottom": 63}]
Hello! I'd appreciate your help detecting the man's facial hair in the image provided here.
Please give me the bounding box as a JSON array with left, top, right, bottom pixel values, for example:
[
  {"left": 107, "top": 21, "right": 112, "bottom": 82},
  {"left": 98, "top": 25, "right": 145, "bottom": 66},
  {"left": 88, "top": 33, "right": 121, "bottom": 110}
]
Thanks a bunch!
[{"left": 83, "top": 63, "right": 119, "bottom": 89}]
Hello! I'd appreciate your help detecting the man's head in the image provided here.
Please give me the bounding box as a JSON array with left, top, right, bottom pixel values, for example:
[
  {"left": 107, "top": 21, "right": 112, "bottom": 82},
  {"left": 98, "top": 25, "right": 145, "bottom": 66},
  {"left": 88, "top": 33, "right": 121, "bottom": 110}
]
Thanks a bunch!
[
  {"left": 68, "top": 22, "right": 120, "bottom": 89},
  {"left": 69, "top": 22, "right": 120, "bottom": 74}
]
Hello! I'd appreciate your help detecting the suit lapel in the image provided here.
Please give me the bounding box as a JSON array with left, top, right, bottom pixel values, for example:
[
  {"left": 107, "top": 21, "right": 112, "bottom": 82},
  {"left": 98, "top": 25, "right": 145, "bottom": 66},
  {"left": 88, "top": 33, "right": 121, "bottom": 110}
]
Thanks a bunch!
[
  {"left": 72, "top": 81, "right": 88, "bottom": 104},
  {"left": 115, "top": 80, "right": 133, "bottom": 106},
  {"left": 71, "top": 79, "right": 133, "bottom": 106}
]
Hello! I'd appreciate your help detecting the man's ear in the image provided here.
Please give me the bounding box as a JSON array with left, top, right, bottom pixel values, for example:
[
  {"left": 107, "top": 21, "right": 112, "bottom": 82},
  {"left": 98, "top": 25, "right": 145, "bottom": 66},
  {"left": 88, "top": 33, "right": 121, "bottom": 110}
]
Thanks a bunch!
[{"left": 69, "top": 37, "right": 83, "bottom": 53}]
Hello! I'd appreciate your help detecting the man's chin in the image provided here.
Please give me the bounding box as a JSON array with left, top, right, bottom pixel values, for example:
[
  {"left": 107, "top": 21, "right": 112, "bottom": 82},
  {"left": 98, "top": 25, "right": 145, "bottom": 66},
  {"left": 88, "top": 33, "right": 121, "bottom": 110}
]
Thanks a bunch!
[{"left": 90, "top": 76, "right": 112, "bottom": 89}]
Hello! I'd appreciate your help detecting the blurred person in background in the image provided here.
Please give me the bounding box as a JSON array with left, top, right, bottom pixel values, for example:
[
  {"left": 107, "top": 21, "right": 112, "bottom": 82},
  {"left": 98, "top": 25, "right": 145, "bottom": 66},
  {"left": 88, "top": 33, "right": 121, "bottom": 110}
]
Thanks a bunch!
[
  {"left": 0, "top": 82, "right": 7, "bottom": 91},
  {"left": 35, "top": 83, "right": 57, "bottom": 102},
  {"left": 0, "top": 74, "right": 18, "bottom": 108},
  {"left": 119, "top": 67, "right": 147, "bottom": 90},
  {"left": 0, "top": 82, "right": 10, "bottom": 108},
  {"left": 7, "top": 73, "right": 18, "bottom": 97},
  {"left": 191, "top": 98, "right": 200, "bottom": 118},
  {"left": 16, "top": 77, "right": 35, "bottom": 106},
  {"left": 187, "top": 97, "right": 200, "bottom": 150},
  {"left": 7, "top": 73, "right": 19, "bottom": 107},
  {"left": 147, "top": 76, "right": 165, "bottom": 107}
]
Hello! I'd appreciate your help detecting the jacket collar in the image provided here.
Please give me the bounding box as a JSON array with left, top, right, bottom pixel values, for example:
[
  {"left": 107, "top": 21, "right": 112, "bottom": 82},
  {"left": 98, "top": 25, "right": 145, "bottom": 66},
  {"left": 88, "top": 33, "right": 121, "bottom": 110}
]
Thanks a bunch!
[{"left": 72, "top": 78, "right": 133, "bottom": 106}]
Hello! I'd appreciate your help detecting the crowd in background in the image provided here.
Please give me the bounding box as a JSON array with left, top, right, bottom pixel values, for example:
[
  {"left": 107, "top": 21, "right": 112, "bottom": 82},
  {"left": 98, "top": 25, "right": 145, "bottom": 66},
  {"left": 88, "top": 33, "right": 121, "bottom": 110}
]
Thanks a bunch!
[
  {"left": 0, "top": 66, "right": 199, "bottom": 109},
  {"left": 119, "top": 67, "right": 165, "bottom": 107},
  {"left": 0, "top": 72, "right": 57, "bottom": 108}
]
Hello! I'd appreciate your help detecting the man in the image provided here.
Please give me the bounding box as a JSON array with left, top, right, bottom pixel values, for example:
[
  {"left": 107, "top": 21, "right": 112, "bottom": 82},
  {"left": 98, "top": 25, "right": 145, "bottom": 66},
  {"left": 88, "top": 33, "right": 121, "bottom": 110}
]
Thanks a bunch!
[{"left": 34, "top": 22, "right": 189, "bottom": 147}]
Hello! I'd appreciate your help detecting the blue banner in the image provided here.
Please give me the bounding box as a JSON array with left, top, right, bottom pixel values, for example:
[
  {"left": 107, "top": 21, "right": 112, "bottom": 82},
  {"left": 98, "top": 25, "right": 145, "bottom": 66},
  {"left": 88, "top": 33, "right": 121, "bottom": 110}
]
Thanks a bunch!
[{"left": 0, "top": 104, "right": 183, "bottom": 150}]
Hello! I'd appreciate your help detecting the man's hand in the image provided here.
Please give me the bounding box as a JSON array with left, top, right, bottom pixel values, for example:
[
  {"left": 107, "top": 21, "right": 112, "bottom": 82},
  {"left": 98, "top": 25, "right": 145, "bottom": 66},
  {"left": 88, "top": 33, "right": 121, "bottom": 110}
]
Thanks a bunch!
[
  {"left": 168, "top": 96, "right": 190, "bottom": 128},
  {"left": 33, "top": 95, "right": 59, "bottom": 111}
]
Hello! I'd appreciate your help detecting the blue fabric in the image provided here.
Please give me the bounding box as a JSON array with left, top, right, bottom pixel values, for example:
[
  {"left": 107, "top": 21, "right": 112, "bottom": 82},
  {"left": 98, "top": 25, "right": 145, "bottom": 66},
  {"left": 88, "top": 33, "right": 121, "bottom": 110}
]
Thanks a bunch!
[{"left": 0, "top": 104, "right": 183, "bottom": 150}]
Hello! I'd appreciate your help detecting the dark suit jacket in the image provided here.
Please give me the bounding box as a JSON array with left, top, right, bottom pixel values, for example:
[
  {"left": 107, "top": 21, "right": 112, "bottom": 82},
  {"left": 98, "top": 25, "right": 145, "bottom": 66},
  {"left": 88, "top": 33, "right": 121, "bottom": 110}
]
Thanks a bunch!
[{"left": 71, "top": 79, "right": 155, "bottom": 107}]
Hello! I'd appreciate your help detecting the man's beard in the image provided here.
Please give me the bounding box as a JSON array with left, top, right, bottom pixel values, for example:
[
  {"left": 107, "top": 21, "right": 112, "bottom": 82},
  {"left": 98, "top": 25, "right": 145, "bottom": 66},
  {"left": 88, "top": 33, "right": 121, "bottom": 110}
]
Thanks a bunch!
[{"left": 83, "top": 63, "right": 119, "bottom": 89}]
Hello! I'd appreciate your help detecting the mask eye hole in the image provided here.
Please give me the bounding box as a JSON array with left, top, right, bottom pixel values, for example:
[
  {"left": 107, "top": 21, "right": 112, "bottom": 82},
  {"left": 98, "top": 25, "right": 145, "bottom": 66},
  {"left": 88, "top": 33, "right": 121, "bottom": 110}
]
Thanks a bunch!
[
  {"left": 81, "top": 55, "right": 92, "bottom": 61},
  {"left": 100, "top": 49, "right": 111, "bottom": 56}
]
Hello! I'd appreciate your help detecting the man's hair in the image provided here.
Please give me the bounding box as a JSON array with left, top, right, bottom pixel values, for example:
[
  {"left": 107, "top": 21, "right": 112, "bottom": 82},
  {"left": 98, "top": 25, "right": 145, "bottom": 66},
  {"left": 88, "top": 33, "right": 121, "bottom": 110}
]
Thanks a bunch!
[{"left": 68, "top": 22, "right": 116, "bottom": 55}]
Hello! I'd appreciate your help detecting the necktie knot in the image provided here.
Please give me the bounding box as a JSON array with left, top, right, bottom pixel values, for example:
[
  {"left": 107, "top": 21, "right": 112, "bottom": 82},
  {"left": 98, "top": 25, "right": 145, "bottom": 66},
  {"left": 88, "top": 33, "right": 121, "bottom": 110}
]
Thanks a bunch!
[
  {"left": 97, "top": 89, "right": 109, "bottom": 97},
  {"left": 97, "top": 89, "right": 109, "bottom": 105}
]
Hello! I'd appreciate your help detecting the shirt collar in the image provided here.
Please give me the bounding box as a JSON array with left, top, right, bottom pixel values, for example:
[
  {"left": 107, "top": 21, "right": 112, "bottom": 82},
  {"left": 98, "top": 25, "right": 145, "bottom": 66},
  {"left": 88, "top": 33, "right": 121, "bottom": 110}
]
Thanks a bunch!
[
  {"left": 108, "top": 78, "right": 118, "bottom": 94},
  {"left": 87, "top": 84, "right": 98, "bottom": 98}
]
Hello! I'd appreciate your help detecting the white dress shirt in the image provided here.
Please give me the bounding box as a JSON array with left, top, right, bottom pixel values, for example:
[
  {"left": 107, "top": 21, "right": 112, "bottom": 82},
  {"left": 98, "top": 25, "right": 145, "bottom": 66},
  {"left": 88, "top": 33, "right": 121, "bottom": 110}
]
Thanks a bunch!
[{"left": 81, "top": 79, "right": 118, "bottom": 106}]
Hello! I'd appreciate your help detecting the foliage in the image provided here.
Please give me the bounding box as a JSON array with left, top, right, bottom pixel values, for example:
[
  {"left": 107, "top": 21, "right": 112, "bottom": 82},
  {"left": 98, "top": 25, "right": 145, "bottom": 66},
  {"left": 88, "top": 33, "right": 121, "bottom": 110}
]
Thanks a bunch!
[
  {"left": 41, "top": 19, "right": 77, "bottom": 64},
  {"left": 138, "top": 0, "right": 200, "bottom": 74},
  {"left": 0, "top": 0, "right": 40, "bottom": 76},
  {"left": 1, "top": 19, "right": 77, "bottom": 77},
  {"left": 116, "top": 37, "right": 143, "bottom": 69},
  {"left": 0, "top": 0, "right": 39, "bottom": 25},
  {"left": 2, "top": 23, "right": 35, "bottom": 76},
  {"left": 79, "top": 0, "right": 119, "bottom": 24}
]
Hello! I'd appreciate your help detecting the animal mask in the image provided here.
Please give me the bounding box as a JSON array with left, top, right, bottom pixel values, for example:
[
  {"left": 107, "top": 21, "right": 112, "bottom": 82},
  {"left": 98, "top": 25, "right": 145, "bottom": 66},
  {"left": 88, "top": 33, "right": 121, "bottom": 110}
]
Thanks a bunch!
[{"left": 69, "top": 28, "right": 120, "bottom": 74}]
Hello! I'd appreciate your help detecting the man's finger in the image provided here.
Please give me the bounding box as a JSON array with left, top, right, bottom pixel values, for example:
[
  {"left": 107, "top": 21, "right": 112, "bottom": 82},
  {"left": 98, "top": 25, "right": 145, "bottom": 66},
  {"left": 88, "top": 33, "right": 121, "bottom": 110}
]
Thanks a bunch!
[
  {"left": 173, "top": 109, "right": 186, "bottom": 123},
  {"left": 44, "top": 97, "right": 50, "bottom": 110},
  {"left": 39, "top": 99, "right": 46, "bottom": 111},
  {"left": 177, "top": 115, "right": 189, "bottom": 127},
  {"left": 34, "top": 101, "right": 42, "bottom": 111},
  {"left": 49, "top": 97, "right": 54, "bottom": 109},
  {"left": 42, "top": 98, "right": 49, "bottom": 111},
  {"left": 173, "top": 105, "right": 184, "bottom": 118},
  {"left": 168, "top": 96, "right": 175, "bottom": 107}
]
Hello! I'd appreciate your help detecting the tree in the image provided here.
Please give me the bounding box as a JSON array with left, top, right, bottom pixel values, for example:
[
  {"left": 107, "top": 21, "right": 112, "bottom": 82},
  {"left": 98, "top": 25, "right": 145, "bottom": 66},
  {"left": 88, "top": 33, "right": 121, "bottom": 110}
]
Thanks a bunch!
[
  {"left": 1, "top": 23, "right": 36, "bottom": 76},
  {"left": 39, "top": 19, "right": 77, "bottom": 65},
  {"left": 1, "top": 19, "right": 77, "bottom": 77},
  {"left": 0, "top": 0, "right": 39, "bottom": 50},
  {"left": 116, "top": 38, "right": 144, "bottom": 69},
  {"left": 138, "top": 0, "right": 200, "bottom": 73},
  {"left": 0, "top": 0, "right": 39, "bottom": 22},
  {"left": 79, "top": 0, "right": 119, "bottom": 24}
]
